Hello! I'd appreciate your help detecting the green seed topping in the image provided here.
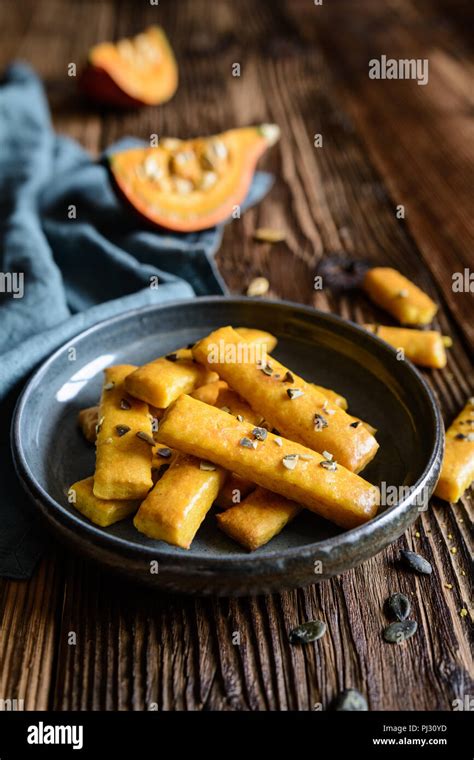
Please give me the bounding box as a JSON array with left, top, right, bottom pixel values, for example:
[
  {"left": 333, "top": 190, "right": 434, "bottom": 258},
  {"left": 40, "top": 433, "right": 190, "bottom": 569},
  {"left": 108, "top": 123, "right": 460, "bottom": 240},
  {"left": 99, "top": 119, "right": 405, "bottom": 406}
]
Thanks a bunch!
[
  {"left": 287, "top": 388, "right": 304, "bottom": 400},
  {"left": 320, "top": 459, "right": 337, "bottom": 471},
  {"left": 136, "top": 431, "right": 155, "bottom": 446},
  {"left": 314, "top": 413, "right": 328, "bottom": 431},
  {"left": 240, "top": 437, "right": 257, "bottom": 449},
  {"left": 200, "top": 460, "right": 216, "bottom": 471}
]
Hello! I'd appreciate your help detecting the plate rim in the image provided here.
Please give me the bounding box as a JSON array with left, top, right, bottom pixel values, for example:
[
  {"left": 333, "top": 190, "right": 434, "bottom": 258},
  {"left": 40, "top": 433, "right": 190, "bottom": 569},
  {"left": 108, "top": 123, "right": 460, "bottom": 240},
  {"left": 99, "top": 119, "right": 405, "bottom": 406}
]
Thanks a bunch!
[{"left": 11, "top": 295, "right": 444, "bottom": 574}]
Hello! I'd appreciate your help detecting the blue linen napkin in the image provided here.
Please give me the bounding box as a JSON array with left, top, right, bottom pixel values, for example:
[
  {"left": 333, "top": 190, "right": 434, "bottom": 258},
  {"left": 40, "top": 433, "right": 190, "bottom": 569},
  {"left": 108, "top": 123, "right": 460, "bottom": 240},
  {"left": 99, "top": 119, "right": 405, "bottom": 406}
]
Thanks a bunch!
[{"left": 0, "top": 63, "right": 274, "bottom": 579}]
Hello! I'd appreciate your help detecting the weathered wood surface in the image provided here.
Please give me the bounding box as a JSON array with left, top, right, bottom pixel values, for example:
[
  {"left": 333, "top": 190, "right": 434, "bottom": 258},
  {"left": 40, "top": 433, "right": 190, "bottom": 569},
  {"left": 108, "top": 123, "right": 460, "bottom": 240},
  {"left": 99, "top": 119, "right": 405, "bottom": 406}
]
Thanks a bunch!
[{"left": 0, "top": 0, "right": 472, "bottom": 711}]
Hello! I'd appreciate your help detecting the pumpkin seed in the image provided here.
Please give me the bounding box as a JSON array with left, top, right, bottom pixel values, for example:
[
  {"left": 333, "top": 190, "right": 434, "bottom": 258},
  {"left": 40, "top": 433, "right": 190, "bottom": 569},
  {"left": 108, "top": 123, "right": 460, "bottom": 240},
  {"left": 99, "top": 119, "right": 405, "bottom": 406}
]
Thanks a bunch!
[
  {"left": 115, "top": 425, "right": 130, "bottom": 437},
  {"left": 240, "top": 437, "right": 257, "bottom": 449},
  {"left": 136, "top": 431, "right": 155, "bottom": 446},
  {"left": 282, "top": 454, "right": 298, "bottom": 470},
  {"left": 287, "top": 388, "right": 304, "bottom": 400},
  {"left": 200, "top": 171, "right": 218, "bottom": 190},
  {"left": 174, "top": 178, "right": 194, "bottom": 195},
  {"left": 200, "top": 460, "right": 216, "bottom": 471},
  {"left": 289, "top": 620, "right": 326, "bottom": 644},
  {"left": 385, "top": 593, "right": 411, "bottom": 621},
  {"left": 400, "top": 550, "right": 432, "bottom": 575},
  {"left": 157, "top": 447, "right": 172, "bottom": 459},
  {"left": 383, "top": 620, "right": 418, "bottom": 643},
  {"left": 320, "top": 460, "right": 337, "bottom": 471},
  {"left": 260, "top": 363, "right": 273, "bottom": 376},
  {"left": 333, "top": 689, "right": 368, "bottom": 711},
  {"left": 314, "top": 413, "right": 328, "bottom": 431},
  {"left": 246, "top": 277, "right": 270, "bottom": 297},
  {"left": 252, "top": 426, "right": 267, "bottom": 441},
  {"left": 253, "top": 227, "right": 286, "bottom": 244}
]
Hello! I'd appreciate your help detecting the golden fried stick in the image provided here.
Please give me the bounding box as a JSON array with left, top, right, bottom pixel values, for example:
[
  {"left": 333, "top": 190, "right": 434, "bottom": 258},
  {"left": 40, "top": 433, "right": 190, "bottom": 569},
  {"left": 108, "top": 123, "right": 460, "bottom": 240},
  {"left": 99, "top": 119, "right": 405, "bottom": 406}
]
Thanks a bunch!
[
  {"left": 157, "top": 395, "right": 380, "bottom": 530},
  {"left": 93, "top": 365, "right": 154, "bottom": 500},
  {"left": 193, "top": 326, "right": 378, "bottom": 472},
  {"left": 435, "top": 398, "right": 474, "bottom": 502},
  {"left": 362, "top": 268, "right": 437, "bottom": 325}
]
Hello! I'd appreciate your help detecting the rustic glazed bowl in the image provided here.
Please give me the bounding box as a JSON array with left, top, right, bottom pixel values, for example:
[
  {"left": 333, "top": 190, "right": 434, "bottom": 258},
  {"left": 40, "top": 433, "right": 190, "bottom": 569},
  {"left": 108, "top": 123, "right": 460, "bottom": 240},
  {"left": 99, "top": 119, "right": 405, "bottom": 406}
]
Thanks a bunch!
[{"left": 12, "top": 297, "right": 443, "bottom": 595}]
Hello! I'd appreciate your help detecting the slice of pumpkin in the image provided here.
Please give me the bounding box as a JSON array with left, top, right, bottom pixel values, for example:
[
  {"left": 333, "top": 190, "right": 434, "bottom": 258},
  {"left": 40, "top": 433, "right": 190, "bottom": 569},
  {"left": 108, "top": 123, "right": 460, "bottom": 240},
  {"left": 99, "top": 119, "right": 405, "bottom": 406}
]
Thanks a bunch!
[
  {"left": 109, "top": 124, "right": 280, "bottom": 232},
  {"left": 80, "top": 26, "right": 178, "bottom": 108}
]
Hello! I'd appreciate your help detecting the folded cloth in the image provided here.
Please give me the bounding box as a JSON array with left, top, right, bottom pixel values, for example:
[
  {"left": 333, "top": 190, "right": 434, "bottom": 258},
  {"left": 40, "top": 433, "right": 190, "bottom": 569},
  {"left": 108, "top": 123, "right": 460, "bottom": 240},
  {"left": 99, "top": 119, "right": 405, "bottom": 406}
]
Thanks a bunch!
[{"left": 0, "top": 63, "right": 274, "bottom": 579}]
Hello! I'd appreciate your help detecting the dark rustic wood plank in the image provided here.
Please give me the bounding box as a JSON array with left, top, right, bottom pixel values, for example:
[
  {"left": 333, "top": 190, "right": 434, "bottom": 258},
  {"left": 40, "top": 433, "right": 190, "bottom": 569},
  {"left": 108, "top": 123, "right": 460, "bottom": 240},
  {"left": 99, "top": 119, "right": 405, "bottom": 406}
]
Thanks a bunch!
[{"left": 0, "top": 0, "right": 471, "bottom": 713}]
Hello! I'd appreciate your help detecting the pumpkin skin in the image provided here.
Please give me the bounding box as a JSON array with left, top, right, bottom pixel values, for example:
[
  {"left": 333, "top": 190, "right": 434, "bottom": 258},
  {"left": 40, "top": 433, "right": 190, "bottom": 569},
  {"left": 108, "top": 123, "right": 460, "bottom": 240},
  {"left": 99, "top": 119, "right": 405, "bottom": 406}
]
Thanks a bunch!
[
  {"left": 109, "top": 124, "right": 280, "bottom": 232},
  {"left": 80, "top": 26, "right": 178, "bottom": 108}
]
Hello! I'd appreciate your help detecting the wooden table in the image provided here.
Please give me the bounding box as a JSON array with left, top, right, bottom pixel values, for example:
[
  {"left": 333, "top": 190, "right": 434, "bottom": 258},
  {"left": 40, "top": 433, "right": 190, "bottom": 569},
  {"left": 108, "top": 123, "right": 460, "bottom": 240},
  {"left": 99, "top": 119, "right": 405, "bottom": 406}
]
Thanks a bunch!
[{"left": 0, "top": 0, "right": 472, "bottom": 711}]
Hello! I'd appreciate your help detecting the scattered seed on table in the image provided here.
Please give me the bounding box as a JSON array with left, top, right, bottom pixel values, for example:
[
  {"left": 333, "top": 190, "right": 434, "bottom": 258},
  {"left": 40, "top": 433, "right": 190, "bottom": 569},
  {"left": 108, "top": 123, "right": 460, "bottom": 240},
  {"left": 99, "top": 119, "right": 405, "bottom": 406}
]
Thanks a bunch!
[
  {"left": 385, "top": 593, "right": 411, "bottom": 621},
  {"left": 253, "top": 227, "right": 286, "bottom": 244},
  {"left": 333, "top": 688, "right": 368, "bottom": 711},
  {"left": 383, "top": 620, "right": 418, "bottom": 643},
  {"left": 246, "top": 277, "right": 270, "bottom": 297},
  {"left": 289, "top": 620, "right": 326, "bottom": 644},
  {"left": 400, "top": 549, "right": 432, "bottom": 575}
]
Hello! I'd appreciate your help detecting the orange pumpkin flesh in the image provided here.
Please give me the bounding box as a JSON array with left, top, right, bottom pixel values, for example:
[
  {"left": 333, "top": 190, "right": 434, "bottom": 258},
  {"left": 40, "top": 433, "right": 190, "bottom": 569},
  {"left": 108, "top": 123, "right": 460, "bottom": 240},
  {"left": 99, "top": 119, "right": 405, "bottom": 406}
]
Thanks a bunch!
[
  {"left": 109, "top": 125, "right": 280, "bottom": 232},
  {"left": 80, "top": 26, "right": 178, "bottom": 108}
]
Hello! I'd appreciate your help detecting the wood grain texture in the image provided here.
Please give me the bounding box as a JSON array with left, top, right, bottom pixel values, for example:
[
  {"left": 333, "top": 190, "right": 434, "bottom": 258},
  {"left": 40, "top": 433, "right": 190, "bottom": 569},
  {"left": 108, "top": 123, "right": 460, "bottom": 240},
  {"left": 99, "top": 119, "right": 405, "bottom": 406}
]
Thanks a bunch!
[{"left": 0, "top": 0, "right": 472, "bottom": 712}]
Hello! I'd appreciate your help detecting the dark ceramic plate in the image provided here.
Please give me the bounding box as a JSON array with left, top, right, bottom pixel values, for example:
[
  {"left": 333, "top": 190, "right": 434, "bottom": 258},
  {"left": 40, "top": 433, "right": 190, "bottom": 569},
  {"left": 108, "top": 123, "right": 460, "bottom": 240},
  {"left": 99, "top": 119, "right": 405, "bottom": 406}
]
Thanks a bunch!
[{"left": 12, "top": 297, "right": 443, "bottom": 595}]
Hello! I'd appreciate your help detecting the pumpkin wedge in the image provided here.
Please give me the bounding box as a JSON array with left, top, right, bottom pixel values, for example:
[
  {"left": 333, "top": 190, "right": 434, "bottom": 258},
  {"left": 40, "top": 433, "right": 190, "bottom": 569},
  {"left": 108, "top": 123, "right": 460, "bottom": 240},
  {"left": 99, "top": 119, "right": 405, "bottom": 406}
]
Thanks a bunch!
[
  {"left": 80, "top": 26, "right": 178, "bottom": 108},
  {"left": 109, "top": 124, "right": 280, "bottom": 232}
]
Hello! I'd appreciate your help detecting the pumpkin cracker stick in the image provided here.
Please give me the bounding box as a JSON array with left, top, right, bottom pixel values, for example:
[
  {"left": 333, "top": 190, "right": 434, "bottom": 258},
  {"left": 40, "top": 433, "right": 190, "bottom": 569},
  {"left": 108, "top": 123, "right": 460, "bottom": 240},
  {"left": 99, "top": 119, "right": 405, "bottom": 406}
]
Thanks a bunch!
[
  {"left": 362, "top": 268, "right": 437, "bottom": 326},
  {"left": 193, "top": 326, "right": 378, "bottom": 472},
  {"left": 94, "top": 365, "right": 154, "bottom": 500},
  {"left": 217, "top": 487, "right": 302, "bottom": 551},
  {"left": 134, "top": 453, "right": 226, "bottom": 547},
  {"left": 191, "top": 380, "right": 260, "bottom": 508},
  {"left": 69, "top": 477, "right": 139, "bottom": 527},
  {"left": 435, "top": 398, "right": 474, "bottom": 502},
  {"left": 364, "top": 324, "right": 450, "bottom": 369},
  {"left": 157, "top": 395, "right": 380, "bottom": 530},
  {"left": 124, "top": 327, "right": 276, "bottom": 409}
]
